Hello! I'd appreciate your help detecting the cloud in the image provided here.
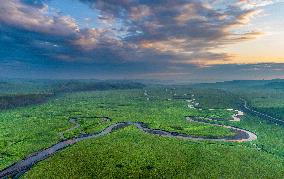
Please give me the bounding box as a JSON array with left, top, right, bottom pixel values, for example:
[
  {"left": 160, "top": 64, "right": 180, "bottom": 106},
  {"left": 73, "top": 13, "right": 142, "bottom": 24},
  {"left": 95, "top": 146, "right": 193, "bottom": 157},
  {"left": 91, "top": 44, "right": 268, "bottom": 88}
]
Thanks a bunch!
[
  {"left": 77, "top": 0, "right": 268, "bottom": 63},
  {"left": 0, "top": 0, "right": 80, "bottom": 36},
  {"left": 0, "top": 0, "right": 269, "bottom": 61},
  {"left": 0, "top": 0, "right": 282, "bottom": 80}
]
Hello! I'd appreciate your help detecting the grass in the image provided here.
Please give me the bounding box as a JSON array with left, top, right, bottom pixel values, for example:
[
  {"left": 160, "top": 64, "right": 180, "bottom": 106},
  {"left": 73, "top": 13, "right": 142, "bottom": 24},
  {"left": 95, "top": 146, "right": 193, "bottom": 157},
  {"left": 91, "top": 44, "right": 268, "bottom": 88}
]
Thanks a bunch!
[
  {"left": 24, "top": 126, "right": 284, "bottom": 178},
  {"left": 1, "top": 84, "right": 284, "bottom": 178},
  {"left": 244, "top": 89, "right": 284, "bottom": 120},
  {"left": 0, "top": 89, "right": 235, "bottom": 170}
]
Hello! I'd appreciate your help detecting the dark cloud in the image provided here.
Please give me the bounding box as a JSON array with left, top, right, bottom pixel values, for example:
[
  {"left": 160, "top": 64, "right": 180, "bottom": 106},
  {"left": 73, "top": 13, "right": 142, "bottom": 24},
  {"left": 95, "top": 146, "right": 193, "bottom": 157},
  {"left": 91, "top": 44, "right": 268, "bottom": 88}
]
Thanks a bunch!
[
  {"left": 75, "top": 0, "right": 266, "bottom": 65},
  {"left": 0, "top": 0, "right": 282, "bottom": 80}
]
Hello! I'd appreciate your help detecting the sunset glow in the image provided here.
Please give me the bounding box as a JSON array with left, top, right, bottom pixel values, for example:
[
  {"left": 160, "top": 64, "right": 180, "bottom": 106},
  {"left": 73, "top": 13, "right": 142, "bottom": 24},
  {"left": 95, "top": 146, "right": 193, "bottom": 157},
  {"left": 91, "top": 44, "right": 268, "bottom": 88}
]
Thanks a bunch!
[{"left": 0, "top": 0, "right": 284, "bottom": 81}]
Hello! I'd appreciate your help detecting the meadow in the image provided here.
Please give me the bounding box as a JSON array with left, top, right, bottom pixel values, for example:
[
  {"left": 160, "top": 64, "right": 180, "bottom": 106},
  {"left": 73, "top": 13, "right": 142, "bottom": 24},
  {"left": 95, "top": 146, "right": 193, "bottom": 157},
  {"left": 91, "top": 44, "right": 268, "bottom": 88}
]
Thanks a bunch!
[{"left": 1, "top": 80, "right": 284, "bottom": 178}]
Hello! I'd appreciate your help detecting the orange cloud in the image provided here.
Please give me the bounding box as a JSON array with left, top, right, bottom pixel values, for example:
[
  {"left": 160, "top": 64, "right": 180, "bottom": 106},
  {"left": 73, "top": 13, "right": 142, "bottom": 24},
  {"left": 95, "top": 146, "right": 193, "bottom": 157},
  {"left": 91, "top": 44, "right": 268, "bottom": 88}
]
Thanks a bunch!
[{"left": 139, "top": 39, "right": 188, "bottom": 53}]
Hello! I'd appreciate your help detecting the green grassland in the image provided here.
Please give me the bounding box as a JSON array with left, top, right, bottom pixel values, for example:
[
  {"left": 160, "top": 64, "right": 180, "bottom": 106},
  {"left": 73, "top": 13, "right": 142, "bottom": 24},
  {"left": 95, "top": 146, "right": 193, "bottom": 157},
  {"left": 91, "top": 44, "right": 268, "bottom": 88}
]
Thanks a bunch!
[
  {"left": 240, "top": 89, "right": 284, "bottom": 120},
  {"left": 0, "top": 88, "right": 235, "bottom": 170},
  {"left": 24, "top": 126, "right": 284, "bottom": 179},
  {"left": 193, "top": 80, "right": 284, "bottom": 120},
  {"left": 1, "top": 82, "right": 284, "bottom": 178}
]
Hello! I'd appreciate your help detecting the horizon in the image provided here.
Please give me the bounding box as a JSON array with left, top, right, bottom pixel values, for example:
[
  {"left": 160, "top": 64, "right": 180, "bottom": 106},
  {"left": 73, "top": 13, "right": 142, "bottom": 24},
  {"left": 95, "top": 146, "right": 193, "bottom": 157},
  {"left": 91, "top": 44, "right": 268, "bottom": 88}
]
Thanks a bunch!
[
  {"left": 1, "top": 0, "right": 284, "bottom": 80},
  {"left": 1, "top": 77, "right": 284, "bottom": 85}
]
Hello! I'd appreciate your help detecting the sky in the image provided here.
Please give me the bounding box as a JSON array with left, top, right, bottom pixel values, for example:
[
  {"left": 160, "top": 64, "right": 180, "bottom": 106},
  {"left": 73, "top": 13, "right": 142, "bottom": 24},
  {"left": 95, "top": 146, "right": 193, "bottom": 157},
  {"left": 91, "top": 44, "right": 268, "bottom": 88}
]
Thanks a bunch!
[{"left": 0, "top": 0, "right": 284, "bottom": 82}]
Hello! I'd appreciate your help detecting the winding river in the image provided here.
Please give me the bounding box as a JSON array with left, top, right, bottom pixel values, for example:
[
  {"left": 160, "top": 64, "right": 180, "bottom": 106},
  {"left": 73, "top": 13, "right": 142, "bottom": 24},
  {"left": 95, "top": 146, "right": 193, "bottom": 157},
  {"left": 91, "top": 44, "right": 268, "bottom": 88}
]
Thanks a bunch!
[{"left": 0, "top": 115, "right": 257, "bottom": 178}]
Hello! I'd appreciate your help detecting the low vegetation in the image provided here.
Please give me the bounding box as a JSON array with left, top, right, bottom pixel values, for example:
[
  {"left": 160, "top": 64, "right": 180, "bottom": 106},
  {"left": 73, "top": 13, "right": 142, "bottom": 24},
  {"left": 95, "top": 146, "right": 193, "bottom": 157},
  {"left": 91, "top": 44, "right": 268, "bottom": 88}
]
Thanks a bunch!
[
  {"left": 1, "top": 80, "right": 284, "bottom": 178},
  {"left": 0, "top": 93, "right": 53, "bottom": 110}
]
